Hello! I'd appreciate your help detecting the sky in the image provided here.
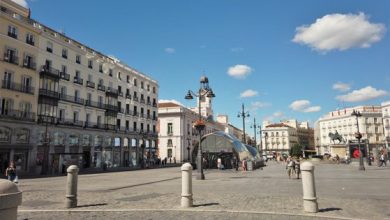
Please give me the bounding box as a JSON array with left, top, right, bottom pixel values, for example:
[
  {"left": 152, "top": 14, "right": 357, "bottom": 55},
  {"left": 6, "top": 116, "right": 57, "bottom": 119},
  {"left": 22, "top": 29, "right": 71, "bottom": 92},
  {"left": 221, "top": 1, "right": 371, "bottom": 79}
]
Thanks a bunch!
[{"left": 15, "top": 0, "right": 390, "bottom": 137}]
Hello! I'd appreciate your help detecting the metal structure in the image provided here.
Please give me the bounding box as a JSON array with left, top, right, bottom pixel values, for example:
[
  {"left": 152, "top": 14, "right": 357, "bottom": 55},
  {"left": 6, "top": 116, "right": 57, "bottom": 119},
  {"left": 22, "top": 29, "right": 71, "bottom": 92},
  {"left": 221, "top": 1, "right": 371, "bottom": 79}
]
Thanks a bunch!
[
  {"left": 250, "top": 118, "right": 261, "bottom": 153},
  {"left": 351, "top": 110, "right": 365, "bottom": 171},
  {"left": 237, "top": 104, "right": 250, "bottom": 144},
  {"left": 185, "top": 76, "right": 215, "bottom": 180}
]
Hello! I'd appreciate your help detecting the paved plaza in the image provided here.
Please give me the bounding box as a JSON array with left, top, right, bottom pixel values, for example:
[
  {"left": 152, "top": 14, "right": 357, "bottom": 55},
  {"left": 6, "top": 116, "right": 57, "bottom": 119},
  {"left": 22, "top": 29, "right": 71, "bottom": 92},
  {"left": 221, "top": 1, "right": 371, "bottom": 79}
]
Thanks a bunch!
[{"left": 16, "top": 162, "right": 390, "bottom": 220}]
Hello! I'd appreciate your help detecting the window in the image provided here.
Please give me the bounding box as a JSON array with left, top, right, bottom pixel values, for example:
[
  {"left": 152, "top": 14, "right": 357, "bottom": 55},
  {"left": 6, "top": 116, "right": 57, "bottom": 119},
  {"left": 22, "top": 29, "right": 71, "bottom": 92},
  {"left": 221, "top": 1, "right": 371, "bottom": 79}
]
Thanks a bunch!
[
  {"left": 97, "top": 115, "right": 102, "bottom": 125},
  {"left": 109, "top": 69, "right": 113, "bottom": 77},
  {"left": 87, "top": 93, "right": 92, "bottom": 102},
  {"left": 75, "top": 70, "right": 81, "bottom": 79},
  {"left": 147, "top": 124, "right": 150, "bottom": 132},
  {"left": 3, "top": 71, "right": 12, "bottom": 88},
  {"left": 23, "top": 54, "right": 34, "bottom": 69},
  {"left": 147, "top": 84, "right": 150, "bottom": 91},
  {"left": 73, "top": 111, "right": 79, "bottom": 122},
  {"left": 76, "top": 55, "right": 81, "bottom": 64},
  {"left": 117, "top": 119, "right": 121, "bottom": 129},
  {"left": 74, "top": 90, "right": 80, "bottom": 99},
  {"left": 126, "top": 120, "right": 129, "bottom": 130},
  {"left": 86, "top": 113, "right": 91, "bottom": 124},
  {"left": 98, "top": 96, "right": 103, "bottom": 106},
  {"left": 5, "top": 48, "right": 18, "bottom": 64},
  {"left": 167, "top": 149, "right": 172, "bottom": 158},
  {"left": 134, "top": 78, "right": 137, "bottom": 86},
  {"left": 167, "top": 123, "right": 173, "bottom": 135},
  {"left": 152, "top": 87, "right": 156, "bottom": 94},
  {"left": 167, "top": 139, "right": 173, "bottom": 147},
  {"left": 22, "top": 76, "right": 32, "bottom": 92},
  {"left": 61, "top": 65, "right": 67, "bottom": 74},
  {"left": 88, "top": 60, "right": 93, "bottom": 69},
  {"left": 46, "top": 42, "right": 53, "bottom": 53},
  {"left": 133, "top": 106, "right": 137, "bottom": 115},
  {"left": 117, "top": 72, "right": 121, "bottom": 80},
  {"left": 26, "top": 33, "right": 34, "bottom": 45},
  {"left": 62, "top": 49, "right": 67, "bottom": 59},
  {"left": 141, "top": 81, "right": 144, "bottom": 89},
  {"left": 133, "top": 122, "right": 137, "bottom": 131},
  {"left": 126, "top": 75, "right": 130, "bottom": 83},
  {"left": 153, "top": 125, "right": 156, "bottom": 133},
  {"left": 140, "top": 123, "right": 144, "bottom": 131},
  {"left": 60, "top": 86, "right": 66, "bottom": 97},
  {"left": 58, "top": 109, "right": 65, "bottom": 121},
  {"left": 8, "top": 25, "right": 18, "bottom": 39},
  {"left": 99, "top": 64, "right": 103, "bottom": 73}
]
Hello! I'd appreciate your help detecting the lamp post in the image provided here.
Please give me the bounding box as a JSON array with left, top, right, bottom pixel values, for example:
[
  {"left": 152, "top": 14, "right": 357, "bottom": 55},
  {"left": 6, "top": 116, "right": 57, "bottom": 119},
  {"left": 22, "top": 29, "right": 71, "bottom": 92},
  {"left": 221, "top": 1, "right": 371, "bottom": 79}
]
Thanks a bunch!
[
  {"left": 264, "top": 131, "right": 268, "bottom": 155},
  {"left": 250, "top": 118, "right": 261, "bottom": 152},
  {"left": 237, "top": 104, "right": 250, "bottom": 144},
  {"left": 351, "top": 110, "right": 365, "bottom": 171},
  {"left": 185, "top": 76, "right": 215, "bottom": 180},
  {"left": 187, "top": 137, "right": 191, "bottom": 162},
  {"left": 316, "top": 137, "right": 320, "bottom": 155}
]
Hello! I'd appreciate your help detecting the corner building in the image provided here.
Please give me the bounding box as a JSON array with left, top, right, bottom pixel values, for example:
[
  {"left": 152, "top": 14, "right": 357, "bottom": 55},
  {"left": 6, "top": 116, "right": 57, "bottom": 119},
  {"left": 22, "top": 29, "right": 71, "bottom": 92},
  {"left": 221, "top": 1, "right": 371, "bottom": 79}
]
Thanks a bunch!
[{"left": 0, "top": 0, "right": 158, "bottom": 175}]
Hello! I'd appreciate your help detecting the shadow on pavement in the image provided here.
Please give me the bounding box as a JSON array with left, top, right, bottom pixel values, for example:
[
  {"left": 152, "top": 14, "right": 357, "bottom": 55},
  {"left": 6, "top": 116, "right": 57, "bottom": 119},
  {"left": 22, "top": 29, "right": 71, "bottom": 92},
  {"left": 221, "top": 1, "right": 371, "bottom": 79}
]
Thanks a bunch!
[
  {"left": 319, "top": 207, "right": 342, "bottom": 212},
  {"left": 193, "top": 203, "right": 220, "bottom": 207},
  {"left": 76, "top": 203, "right": 108, "bottom": 208}
]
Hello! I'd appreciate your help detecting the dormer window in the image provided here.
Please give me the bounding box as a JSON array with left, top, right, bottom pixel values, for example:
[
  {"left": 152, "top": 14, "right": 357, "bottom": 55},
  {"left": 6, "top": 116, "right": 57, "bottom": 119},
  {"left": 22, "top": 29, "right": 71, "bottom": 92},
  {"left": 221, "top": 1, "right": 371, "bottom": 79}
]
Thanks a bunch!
[{"left": 46, "top": 42, "right": 53, "bottom": 53}]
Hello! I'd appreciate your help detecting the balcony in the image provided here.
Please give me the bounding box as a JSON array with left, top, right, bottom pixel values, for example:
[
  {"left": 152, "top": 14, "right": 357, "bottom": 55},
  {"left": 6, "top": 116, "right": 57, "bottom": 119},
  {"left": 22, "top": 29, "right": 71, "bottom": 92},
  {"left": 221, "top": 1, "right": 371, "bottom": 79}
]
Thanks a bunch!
[
  {"left": 152, "top": 116, "right": 158, "bottom": 121},
  {"left": 39, "top": 89, "right": 59, "bottom": 99},
  {"left": 85, "top": 100, "right": 105, "bottom": 109},
  {"left": 125, "top": 109, "right": 133, "bottom": 115},
  {"left": 106, "top": 87, "right": 118, "bottom": 97},
  {"left": 104, "top": 104, "right": 119, "bottom": 112},
  {"left": 152, "top": 102, "right": 157, "bottom": 107},
  {"left": 62, "top": 54, "right": 68, "bottom": 59},
  {"left": 84, "top": 122, "right": 105, "bottom": 129},
  {"left": 147, "top": 101, "right": 151, "bottom": 106},
  {"left": 73, "top": 77, "right": 83, "bottom": 85},
  {"left": 22, "top": 59, "right": 36, "bottom": 70},
  {"left": 2, "top": 80, "right": 34, "bottom": 94},
  {"left": 8, "top": 32, "right": 17, "bottom": 39},
  {"left": 59, "top": 72, "right": 70, "bottom": 81},
  {"left": 105, "top": 124, "right": 116, "bottom": 130},
  {"left": 133, "top": 96, "right": 139, "bottom": 102},
  {"left": 40, "top": 65, "right": 60, "bottom": 79},
  {"left": 46, "top": 47, "right": 53, "bottom": 53},
  {"left": 86, "top": 81, "right": 95, "bottom": 89},
  {"left": 37, "top": 115, "right": 56, "bottom": 124},
  {"left": 26, "top": 39, "right": 34, "bottom": 46},
  {"left": 3, "top": 53, "right": 18, "bottom": 65},
  {"left": 118, "top": 91, "right": 123, "bottom": 97},
  {"left": 97, "top": 84, "right": 105, "bottom": 92},
  {"left": 0, "top": 109, "right": 35, "bottom": 122},
  {"left": 125, "top": 93, "right": 131, "bottom": 100},
  {"left": 140, "top": 99, "right": 145, "bottom": 104},
  {"left": 59, "top": 94, "right": 85, "bottom": 105},
  {"left": 57, "top": 118, "right": 83, "bottom": 127},
  {"left": 133, "top": 112, "right": 139, "bottom": 117}
]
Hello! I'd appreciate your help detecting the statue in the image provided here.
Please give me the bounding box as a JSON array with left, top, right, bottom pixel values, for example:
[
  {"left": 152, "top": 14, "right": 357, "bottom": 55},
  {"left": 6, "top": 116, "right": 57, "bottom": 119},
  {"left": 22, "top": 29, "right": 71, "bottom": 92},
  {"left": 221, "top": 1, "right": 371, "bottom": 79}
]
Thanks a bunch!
[{"left": 328, "top": 130, "right": 345, "bottom": 144}]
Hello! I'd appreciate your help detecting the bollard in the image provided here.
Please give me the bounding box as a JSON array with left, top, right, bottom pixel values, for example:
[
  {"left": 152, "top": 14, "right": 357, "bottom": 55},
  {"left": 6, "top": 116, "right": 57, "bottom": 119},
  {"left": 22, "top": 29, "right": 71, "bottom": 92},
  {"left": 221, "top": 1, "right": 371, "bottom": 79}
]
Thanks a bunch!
[
  {"left": 301, "top": 161, "right": 318, "bottom": 213},
  {"left": 0, "top": 179, "right": 22, "bottom": 220},
  {"left": 65, "top": 165, "right": 79, "bottom": 208},
  {"left": 181, "top": 163, "right": 193, "bottom": 208}
]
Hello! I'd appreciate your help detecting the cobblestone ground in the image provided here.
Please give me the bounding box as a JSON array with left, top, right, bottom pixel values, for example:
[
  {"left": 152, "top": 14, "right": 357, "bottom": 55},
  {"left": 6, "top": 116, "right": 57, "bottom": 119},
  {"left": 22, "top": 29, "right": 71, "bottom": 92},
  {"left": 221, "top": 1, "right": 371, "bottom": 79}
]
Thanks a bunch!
[{"left": 16, "top": 162, "right": 390, "bottom": 220}]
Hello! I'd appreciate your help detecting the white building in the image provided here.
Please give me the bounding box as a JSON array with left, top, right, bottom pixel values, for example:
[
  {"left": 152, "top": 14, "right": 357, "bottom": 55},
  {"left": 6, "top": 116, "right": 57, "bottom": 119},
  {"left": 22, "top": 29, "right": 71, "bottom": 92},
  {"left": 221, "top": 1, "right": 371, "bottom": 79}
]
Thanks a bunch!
[
  {"left": 381, "top": 101, "right": 390, "bottom": 148},
  {"left": 158, "top": 101, "right": 225, "bottom": 162},
  {"left": 316, "top": 106, "right": 384, "bottom": 156}
]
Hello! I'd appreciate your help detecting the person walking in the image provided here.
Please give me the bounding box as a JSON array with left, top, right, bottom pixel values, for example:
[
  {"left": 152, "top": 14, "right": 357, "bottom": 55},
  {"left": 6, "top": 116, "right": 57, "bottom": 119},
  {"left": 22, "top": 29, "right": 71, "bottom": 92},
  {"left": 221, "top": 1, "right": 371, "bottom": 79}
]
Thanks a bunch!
[
  {"left": 5, "top": 161, "right": 17, "bottom": 183},
  {"left": 379, "top": 153, "right": 386, "bottom": 167},
  {"left": 295, "top": 158, "right": 301, "bottom": 179},
  {"left": 286, "top": 156, "right": 295, "bottom": 179},
  {"left": 242, "top": 159, "right": 247, "bottom": 172},
  {"left": 217, "top": 157, "right": 222, "bottom": 170}
]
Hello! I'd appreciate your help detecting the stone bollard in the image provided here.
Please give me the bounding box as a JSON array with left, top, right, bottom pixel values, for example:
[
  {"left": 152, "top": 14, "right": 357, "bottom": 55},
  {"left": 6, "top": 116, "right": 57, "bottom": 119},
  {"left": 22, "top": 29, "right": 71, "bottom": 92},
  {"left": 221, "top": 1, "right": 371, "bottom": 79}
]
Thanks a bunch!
[
  {"left": 301, "top": 162, "right": 318, "bottom": 213},
  {"left": 181, "top": 163, "right": 193, "bottom": 208},
  {"left": 0, "top": 179, "right": 22, "bottom": 220},
  {"left": 65, "top": 165, "right": 79, "bottom": 208}
]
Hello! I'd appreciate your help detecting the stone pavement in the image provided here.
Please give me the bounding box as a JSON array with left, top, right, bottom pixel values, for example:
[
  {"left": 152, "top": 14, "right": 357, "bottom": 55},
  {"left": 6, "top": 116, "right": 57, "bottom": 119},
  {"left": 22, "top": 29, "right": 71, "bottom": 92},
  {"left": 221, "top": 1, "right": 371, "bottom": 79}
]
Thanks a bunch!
[{"left": 16, "top": 161, "right": 390, "bottom": 220}]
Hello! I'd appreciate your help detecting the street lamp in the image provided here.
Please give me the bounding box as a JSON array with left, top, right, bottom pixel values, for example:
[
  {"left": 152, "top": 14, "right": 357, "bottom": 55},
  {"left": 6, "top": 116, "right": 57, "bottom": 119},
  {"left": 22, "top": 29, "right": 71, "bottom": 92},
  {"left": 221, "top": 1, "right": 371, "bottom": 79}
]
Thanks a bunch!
[
  {"left": 264, "top": 131, "right": 268, "bottom": 155},
  {"left": 185, "top": 75, "right": 215, "bottom": 180},
  {"left": 237, "top": 104, "right": 250, "bottom": 144},
  {"left": 187, "top": 137, "right": 191, "bottom": 162},
  {"left": 351, "top": 110, "right": 365, "bottom": 171},
  {"left": 250, "top": 118, "right": 261, "bottom": 152}
]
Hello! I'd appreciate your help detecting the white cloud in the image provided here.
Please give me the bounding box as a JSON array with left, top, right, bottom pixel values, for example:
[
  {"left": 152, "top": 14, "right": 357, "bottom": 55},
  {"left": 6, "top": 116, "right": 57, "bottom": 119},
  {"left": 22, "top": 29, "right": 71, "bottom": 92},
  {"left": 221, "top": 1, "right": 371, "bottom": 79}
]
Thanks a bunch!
[
  {"left": 231, "top": 47, "right": 244, "bottom": 52},
  {"left": 164, "top": 48, "right": 175, "bottom": 54},
  {"left": 293, "top": 13, "right": 386, "bottom": 52},
  {"left": 336, "top": 86, "right": 388, "bottom": 102},
  {"left": 240, "top": 89, "right": 258, "bottom": 98},
  {"left": 264, "top": 111, "right": 285, "bottom": 122},
  {"left": 11, "top": 0, "right": 28, "bottom": 8},
  {"left": 227, "top": 64, "right": 252, "bottom": 79},
  {"left": 251, "top": 101, "right": 271, "bottom": 110},
  {"left": 159, "top": 99, "right": 183, "bottom": 106},
  {"left": 289, "top": 100, "right": 321, "bottom": 113},
  {"left": 333, "top": 82, "right": 351, "bottom": 92}
]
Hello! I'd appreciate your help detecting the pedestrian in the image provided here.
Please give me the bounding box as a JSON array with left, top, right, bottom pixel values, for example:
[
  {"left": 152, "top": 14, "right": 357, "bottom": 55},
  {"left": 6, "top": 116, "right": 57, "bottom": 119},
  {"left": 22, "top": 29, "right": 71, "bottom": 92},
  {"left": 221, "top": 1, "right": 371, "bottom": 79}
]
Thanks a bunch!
[
  {"left": 217, "top": 157, "right": 222, "bottom": 170},
  {"left": 295, "top": 158, "right": 301, "bottom": 179},
  {"left": 242, "top": 159, "right": 247, "bottom": 172},
  {"left": 5, "top": 161, "right": 17, "bottom": 183},
  {"left": 344, "top": 154, "right": 349, "bottom": 164},
  {"left": 286, "top": 157, "right": 295, "bottom": 179},
  {"left": 335, "top": 154, "right": 340, "bottom": 164},
  {"left": 379, "top": 153, "right": 386, "bottom": 167}
]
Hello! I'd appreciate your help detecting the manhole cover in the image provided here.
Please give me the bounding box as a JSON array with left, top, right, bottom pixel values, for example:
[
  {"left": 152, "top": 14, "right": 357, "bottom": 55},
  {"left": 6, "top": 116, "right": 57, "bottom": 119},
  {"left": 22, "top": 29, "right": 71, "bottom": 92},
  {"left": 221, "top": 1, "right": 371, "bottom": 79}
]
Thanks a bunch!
[{"left": 118, "top": 193, "right": 163, "bottom": 202}]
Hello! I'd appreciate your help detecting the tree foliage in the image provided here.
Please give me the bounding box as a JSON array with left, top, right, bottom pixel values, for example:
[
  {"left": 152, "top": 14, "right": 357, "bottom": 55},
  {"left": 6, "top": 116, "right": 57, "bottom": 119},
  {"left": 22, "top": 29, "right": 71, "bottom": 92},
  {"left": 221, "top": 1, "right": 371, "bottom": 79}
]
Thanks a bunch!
[{"left": 289, "top": 144, "right": 303, "bottom": 157}]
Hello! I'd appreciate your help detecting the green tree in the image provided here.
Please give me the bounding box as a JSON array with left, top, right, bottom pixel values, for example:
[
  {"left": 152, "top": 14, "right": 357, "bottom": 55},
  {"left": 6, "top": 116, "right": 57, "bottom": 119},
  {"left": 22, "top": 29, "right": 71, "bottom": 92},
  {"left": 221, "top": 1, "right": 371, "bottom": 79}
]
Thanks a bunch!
[{"left": 289, "top": 144, "right": 303, "bottom": 157}]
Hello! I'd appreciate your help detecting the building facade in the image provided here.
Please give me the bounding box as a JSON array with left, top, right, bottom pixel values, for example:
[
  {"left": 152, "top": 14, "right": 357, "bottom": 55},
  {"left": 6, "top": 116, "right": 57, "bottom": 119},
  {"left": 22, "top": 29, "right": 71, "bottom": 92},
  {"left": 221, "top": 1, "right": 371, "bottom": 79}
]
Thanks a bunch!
[
  {"left": 316, "top": 106, "right": 384, "bottom": 156},
  {"left": 261, "top": 119, "right": 314, "bottom": 156},
  {"left": 157, "top": 101, "right": 244, "bottom": 163},
  {"left": 0, "top": 0, "right": 158, "bottom": 175},
  {"left": 381, "top": 101, "right": 390, "bottom": 148}
]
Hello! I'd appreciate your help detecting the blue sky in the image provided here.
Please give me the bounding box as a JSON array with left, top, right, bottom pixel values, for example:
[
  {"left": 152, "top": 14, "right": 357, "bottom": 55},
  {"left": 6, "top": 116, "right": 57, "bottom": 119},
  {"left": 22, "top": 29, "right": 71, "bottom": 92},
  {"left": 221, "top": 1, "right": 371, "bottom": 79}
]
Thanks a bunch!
[{"left": 19, "top": 0, "right": 390, "bottom": 136}]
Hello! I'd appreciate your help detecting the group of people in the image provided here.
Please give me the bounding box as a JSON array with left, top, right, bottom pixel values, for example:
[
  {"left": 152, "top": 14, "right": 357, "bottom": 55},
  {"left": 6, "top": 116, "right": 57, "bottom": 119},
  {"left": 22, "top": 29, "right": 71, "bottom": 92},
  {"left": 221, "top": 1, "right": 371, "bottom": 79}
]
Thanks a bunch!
[{"left": 285, "top": 156, "right": 301, "bottom": 179}]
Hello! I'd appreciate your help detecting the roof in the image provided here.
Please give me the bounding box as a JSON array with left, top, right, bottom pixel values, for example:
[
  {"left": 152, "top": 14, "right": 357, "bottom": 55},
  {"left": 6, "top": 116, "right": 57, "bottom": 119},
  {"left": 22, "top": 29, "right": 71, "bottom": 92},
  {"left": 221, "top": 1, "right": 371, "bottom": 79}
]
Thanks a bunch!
[
  {"left": 265, "top": 123, "right": 292, "bottom": 128},
  {"left": 158, "top": 102, "right": 181, "bottom": 108}
]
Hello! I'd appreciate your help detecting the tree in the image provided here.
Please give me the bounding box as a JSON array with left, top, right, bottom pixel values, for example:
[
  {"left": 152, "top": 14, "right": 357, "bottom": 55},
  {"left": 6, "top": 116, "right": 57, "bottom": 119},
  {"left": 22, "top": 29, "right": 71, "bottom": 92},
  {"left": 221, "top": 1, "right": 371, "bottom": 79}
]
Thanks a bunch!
[{"left": 289, "top": 144, "right": 303, "bottom": 157}]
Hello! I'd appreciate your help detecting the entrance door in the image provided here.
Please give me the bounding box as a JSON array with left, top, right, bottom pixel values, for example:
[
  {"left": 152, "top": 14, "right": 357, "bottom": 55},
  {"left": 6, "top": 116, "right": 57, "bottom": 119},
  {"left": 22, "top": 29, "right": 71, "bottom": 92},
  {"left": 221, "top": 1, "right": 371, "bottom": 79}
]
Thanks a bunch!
[
  {"left": 83, "top": 151, "right": 91, "bottom": 168},
  {"left": 0, "top": 152, "right": 10, "bottom": 175}
]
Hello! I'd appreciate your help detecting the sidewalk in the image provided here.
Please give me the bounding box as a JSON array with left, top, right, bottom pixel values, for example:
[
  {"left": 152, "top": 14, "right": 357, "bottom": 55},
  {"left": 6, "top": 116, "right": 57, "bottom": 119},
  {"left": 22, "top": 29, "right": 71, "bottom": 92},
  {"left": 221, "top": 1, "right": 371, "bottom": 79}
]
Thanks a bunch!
[{"left": 17, "top": 162, "right": 390, "bottom": 220}]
